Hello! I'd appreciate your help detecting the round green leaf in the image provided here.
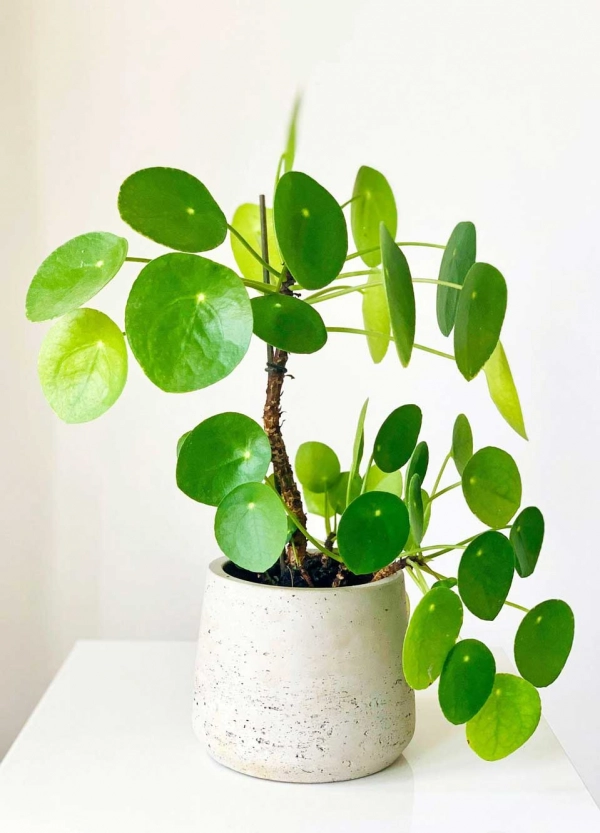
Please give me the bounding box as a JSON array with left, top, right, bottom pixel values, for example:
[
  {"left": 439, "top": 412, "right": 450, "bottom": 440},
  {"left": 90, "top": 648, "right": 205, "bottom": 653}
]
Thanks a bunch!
[
  {"left": 458, "top": 531, "right": 515, "bottom": 621},
  {"left": 380, "top": 224, "right": 415, "bottom": 367},
  {"left": 176, "top": 431, "right": 191, "bottom": 457},
  {"left": 466, "top": 673, "right": 541, "bottom": 761},
  {"left": 484, "top": 341, "right": 528, "bottom": 439},
  {"left": 374, "top": 404, "right": 422, "bottom": 473},
  {"left": 328, "top": 471, "right": 362, "bottom": 515},
  {"left": 38, "top": 308, "right": 127, "bottom": 423},
  {"left": 274, "top": 171, "right": 347, "bottom": 290},
  {"left": 304, "top": 486, "right": 336, "bottom": 519},
  {"left": 176, "top": 412, "right": 271, "bottom": 507},
  {"left": 454, "top": 263, "right": 507, "bottom": 381},
  {"left": 405, "top": 441, "right": 429, "bottom": 498},
  {"left": 365, "top": 466, "right": 404, "bottom": 498},
  {"left": 230, "top": 203, "right": 281, "bottom": 282},
  {"left": 402, "top": 586, "right": 464, "bottom": 690},
  {"left": 26, "top": 232, "right": 128, "bottom": 322},
  {"left": 511, "top": 506, "right": 545, "bottom": 578},
  {"left": 439, "top": 639, "right": 496, "bottom": 725},
  {"left": 452, "top": 413, "right": 473, "bottom": 476},
  {"left": 214, "top": 482, "right": 287, "bottom": 572},
  {"left": 125, "top": 253, "right": 252, "bottom": 392},
  {"left": 462, "top": 446, "right": 522, "bottom": 527},
  {"left": 436, "top": 222, "right": 476, "bottom": 337},
  {"left": 295, "top": 442, "right": 340, "bottom": 493},
  {"left": 361, "top": 272, "right": 390, "bottom": 363},
  {"left": 351, "top": 166, "right": 397, "bottom": 268},
  {"left": 407, "top": 474, "right": 424, "bottom": 545},
  {"left": 251, "top": 294, "right": 327, "bottom": 354},
  {"left": 337, "top": 491, "right": 409, "bottom": 575},
  {"left": 118, "top": 167, "right": 227, "bottom": 253},
  {"left": 514, "top": 600, "right": 574, "bottom": 688}
]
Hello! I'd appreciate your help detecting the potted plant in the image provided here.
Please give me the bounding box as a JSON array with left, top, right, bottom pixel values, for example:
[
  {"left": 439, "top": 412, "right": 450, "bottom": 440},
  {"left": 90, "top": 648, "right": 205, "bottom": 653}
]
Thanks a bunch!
[{"left": 25, "top": 103, "right": 574, "bottom": 783}]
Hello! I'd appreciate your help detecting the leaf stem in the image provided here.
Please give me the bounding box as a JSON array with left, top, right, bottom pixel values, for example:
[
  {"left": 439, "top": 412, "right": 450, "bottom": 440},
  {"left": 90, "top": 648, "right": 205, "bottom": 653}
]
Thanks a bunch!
[
  {"left": 276, "top": 493, "right": 341, "bottom": 561},
  {"left": 346, "top": 241, "right": 445, "bottom": 261},
  {"left": 227, "top": 224, "right": 282, "bottom": 280},
  {"left": 125, "top": 256, "right": 151, "bottom": 263},
  {"left": 504, "top": 600, "right": 530, "bottom": 613},
  {"left": 340, "top": 195, "right": 361, "bottom": 210},
  {"left": 337, "top": 270, "right": 377, "bottom": 279},
  {"left": 325, "top": 327, "right": 455, "bottom": 360},
  {"left": 429, "top": 481, "right": 461, "bottom": 501},
  {"left": 431, "top": 451, "right": 452, "bottom": 498},
  {"left": 243, "top": 279, "right": 278, "bottom": 294},
  {"left": 305, "top": 278, "right": 461, "bottom": 306}
]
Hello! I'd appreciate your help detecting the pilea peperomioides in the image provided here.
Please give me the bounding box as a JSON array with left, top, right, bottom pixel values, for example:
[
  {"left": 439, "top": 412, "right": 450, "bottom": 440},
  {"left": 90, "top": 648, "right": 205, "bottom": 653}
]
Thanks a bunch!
[{"left": 26, "top": 102, "right": 573, "bottom": 761}]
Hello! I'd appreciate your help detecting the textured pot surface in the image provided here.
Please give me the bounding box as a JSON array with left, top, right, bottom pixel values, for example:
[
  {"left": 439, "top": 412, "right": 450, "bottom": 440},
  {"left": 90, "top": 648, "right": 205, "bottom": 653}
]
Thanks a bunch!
[{"left": 193, "top": 557, "right": 415, "bottom": 783}]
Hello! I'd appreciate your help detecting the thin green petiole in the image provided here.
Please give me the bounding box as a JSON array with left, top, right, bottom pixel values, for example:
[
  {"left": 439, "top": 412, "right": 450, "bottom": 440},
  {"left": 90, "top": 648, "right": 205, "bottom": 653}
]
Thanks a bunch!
[
  {"left": 340, "top": 195, "right": 361, "bottom": 210},
  {"left": 125, "top": 256, "right": 151, "bottom": 263},
  {"left": 414, "top": 278, "right": 462, "bottom": 290},
  {"left": 346, "top": 241, "right": 445, "bottom": 261},
  {"left": 413, "top": 343, "right": 455, "bottom": 361},
  {"left": 325, "top": 327, "right": 455, "bottom": 360},
  {"left": 337, "top": 270, "right": 377, "bottom": 279},
  {"left": 242, "top": 278, "right": 278, "bottom": 295},
  {"left": 504, "top": 600, "right": 530, "bottom": 613},
  {"left": 429, "top": 482, "right": 461, "bottom": 501},
  {"left": 227, "top": 224, "right": 282, "bottom": 280},
  {"left": 274, "top": 489, "right": 341, "bottom": 561},
  {"left": 431, "top": 451, "right": 452, "bottom": 498},
  {"left": 305, "top": 278, "right": 460, "bottom": 306}
]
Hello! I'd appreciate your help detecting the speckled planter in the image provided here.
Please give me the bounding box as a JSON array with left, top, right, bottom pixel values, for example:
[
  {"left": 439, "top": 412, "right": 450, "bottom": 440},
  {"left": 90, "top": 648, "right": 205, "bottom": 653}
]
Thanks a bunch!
[{"left": 193, "top": 557, "right": 415, "bottom": 783}]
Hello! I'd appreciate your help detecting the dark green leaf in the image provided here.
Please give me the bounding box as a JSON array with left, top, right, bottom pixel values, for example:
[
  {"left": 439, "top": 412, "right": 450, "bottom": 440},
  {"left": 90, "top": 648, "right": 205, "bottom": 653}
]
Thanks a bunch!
[
  {"left": 433, "top": 577, "right": 458, "bottom": 590},
  {"left": 511, "top": 506, "right": 545, "bottom": 578},
  {"left": 462, "top": 446, "right": 522, "bottom": 527},
  {"left": 26, "top": 232, "right": 128, "bottom": 322},
  {"left": 408, "top": 474, "right": 424, "bottom": 545},
  {"left": 329, "top": 471, "right": 362, "bottom": 514},
  {"left": 176, "top": 431, "right": 191, "bottom": 457},
  {"left": 274, "top": 171, "right": 347, "bottom": 290},
  {"left": 452, "top": 413, "right": 473, "bottom": 476},
  {"left": 458, "top": 531, "right": 515, "bottom": 620},
  {"left": 176, "top": 412, "right": 271, "bottom": 507},
  {"left": 230, "top": 203, "right": 281, "bottom": 282},
  {"left": 125, "top": 253, "right": 252, "bottom": 392},
  {"left": 439, "top": 639, "right": 496, "bottom": 724},
  {"left": 251, "top": 294, "right": 327, "bottom": 354},
  {"left": 484, "top": 341, "right": 528, "bottom": 439},
  {"left": 373, "top": 404, "right": 422, "bottom": 473},
  {"left": 405, "top": 441, "right": 429, "bottom": 498},
  {"left": 454, "top": 263, "right": 507, "bottom": 381},
  {"left": 38, "top": 308, "right": 127, "bottom": 423},
  {"left": 351, "top": 166, "right": 397, "bottom": 267},
  {"left": 436, "top": 222, "right": 476, "bottom": 337},
  {"left": 466, "top": 673, "right": 541, "bottom": 760},
  {"left": 295, "top": 441, "right": 340, "bottom": 493},
  {"left": 514, "top": 600, "right": 574, "bottom": 687},
  {"left": 361, "top": 272, "right": 390, "bottom": 363},
  {"left": 337, "top": 492, "right": 409, "bottom": 575},
  {"left": 402, "top": 587, "right": 464, "bottom": 689},
  {"left": 380, "top": 224, "right": 415, "bottom": 367},
  {"left": 214, "top": 482, "right": 287, "bottom": 572},
  {"left": 118, "top": 167, "right": 227, "bottom": 253}
]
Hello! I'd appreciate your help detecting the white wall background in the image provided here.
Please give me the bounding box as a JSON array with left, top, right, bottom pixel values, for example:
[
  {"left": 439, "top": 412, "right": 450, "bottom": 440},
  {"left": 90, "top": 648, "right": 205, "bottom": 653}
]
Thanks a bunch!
[{"left": 2, "top": 0, "right": 599, "bottom": 803}]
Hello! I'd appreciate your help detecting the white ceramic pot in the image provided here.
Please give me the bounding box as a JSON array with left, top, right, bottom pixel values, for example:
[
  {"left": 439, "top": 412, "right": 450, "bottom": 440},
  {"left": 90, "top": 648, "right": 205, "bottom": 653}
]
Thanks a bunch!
[{"left": 193, "top": 557, "right": 415, "bottom": 783}]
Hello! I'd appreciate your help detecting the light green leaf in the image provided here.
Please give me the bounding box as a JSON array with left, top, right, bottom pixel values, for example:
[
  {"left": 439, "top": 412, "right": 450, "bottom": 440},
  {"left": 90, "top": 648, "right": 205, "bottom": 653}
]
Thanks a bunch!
[
  {"left": 251, "top": 294, "right": 327, "bottom": 354},
  {"left": 380, "top": 224, "right": 415, "bottom": 367},
  {"left": 304, "top": 486, "right": 336, "bottom": 519},
  {"left": 374, "top": 404, "right": 422, "bottom": 473},
  {"left": 329, "top": 471, "right": 362, "bottom": 515},
  {"left": 176, "top": 412, "right": 271, "bottom": 506},
  {"left": 125, "top": 253, "right": 252, "bottom": 392},
  {"left": 230, "top": 203, "right": 281, "bottom": 282},
  {"left": 408, "top": 474, "right": 424, "bottom": 545},
  {"left": 484, "top": 341, "right": 527, "bottom": 439},
  {"left": 466, "top": 673, "right": 541, "bottom": 760},
  {"left": 38, "top": 309, "right": 127, "bottom": 423},
  {"left": 365, "top": 466, "right": 404, "bottom": 498},
  {"left": 454, "top": 263, "right": 507, "bottom": 381},
  {"left": 439, "top": 639, "right": 496, "bottom": 725},
  {"left": 214, "top": 482, "right": 288, "bottom": 572},
  {"left": 402, "top": 586, "right": 464, "bottom": 689},
  {"left": 118, "top": 167, "right": 227, "bottom": 253},
  {"left": 458, "top": 531, "right": 515, "bottom": 621},
  {"left": 282, "top": 96, "right": 301, "bottom": 175},
  {"left": 351, "top": 166, "right": 397, "bottom": 268},
  {"left": 462, "top": 446, "right": 522, "bottom": 527},
  {"left": 26, "top": 232, "right": 128, "bottom": 322},
  {"left": 274, "top": 171, "right": 347, "bottom": 290},
  {"left": 452, "top": 413, "right": 473, "bottom": 476},
  {"left": 361, "top": 272, "right": 390, "bottom": 363},
  {"left": 337, "top": 491, "right": 409, "bottom": 574},
  {"left": 514, "top": 600, "right": 574, "bottom": 687},
  {"left": 347, "top": 398, "right": 369, "bottom": 504},
  {"left": 511, "top": 506, "right": 545, "bottom": 578},
  {"left": 295, "top": 441, "right": 341, "bottom": 494},
  {"left": 436, "top": 222, "right": 476, "bottom": 337}
]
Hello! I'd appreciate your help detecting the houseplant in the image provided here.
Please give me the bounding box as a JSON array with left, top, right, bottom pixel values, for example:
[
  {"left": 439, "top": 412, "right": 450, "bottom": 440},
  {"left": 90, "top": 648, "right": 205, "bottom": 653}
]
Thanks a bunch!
[{"left": 26, "top": 102, "right": 574, "bottom": 781}]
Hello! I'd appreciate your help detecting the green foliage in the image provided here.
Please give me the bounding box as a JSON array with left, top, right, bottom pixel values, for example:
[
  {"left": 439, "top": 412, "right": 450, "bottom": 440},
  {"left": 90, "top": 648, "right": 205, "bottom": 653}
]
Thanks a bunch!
[
  {"left": 251, "top": 295, "right": 327, "bottom": 354},
  {"left": 230, "top": 203, "right": 280, "bottom": 281},
  {"left": 402, "top": 587, "right": 464, "bottom": 689},
  {"left": 118, "top": 167, "right": 227, "bottom": 252},
  {"left": 176, "top": 412, "right": 271, "bottom": 506},
  {"left": 329, "top": 472, "right": 362, "bottom": 514},
  {"left": 511, "top": 506, "right": 545, "bottom": 578},
  {"left": 436, "top": 222, "right": 476, "bottom": 337},
  {"left": 361, "top": 272, "right": 390, "bottom": 363},
  {"left": 365, "top": 467, "right": 404, "bottom": 497},
  {"left": 458, "top": 531, "right": 515, "bottom": 621},
  {"left": 374, "top": 404, "right": 422, "bottom": 473},
  {"left": 295, "top": 441, "right": 341, "bottom": 493},
  {"left": 380, "top": 225, "right": 415, "bottom": 367},
  {"left": 466, "top": 674, "right": 541, "bottom": 761},
  {"left": 214, "top": 482, "right": 288, "bottom": 572},
  {"left": 303, "top": 486, "right": 335, "bottom": 519},
  {"left": 484, "top": 341, "right": 528, "bottom": 439},
  {"left": 337, "top": 491, "right": 409, "bottom": 574},
  {"left": 462, "top": 446, "right": 522, "bottom": 527},
  {"left": 347, "top": 398, "right": 369, "bottom": 504},
  {"left": 407, "top": 474, "right": 424, "bottom": 545},
  {"left": 514, "top": 600, "right": 574, "bottom": 687},
  {"left": 454, "top": 263, "right": 507, "bottom": 381},
  {"left": 38, "top": 308, "right": 127, "bottom": 423},
  {"left": 26, "top": 232, "right": 128, "bottom": 322},
  {"left": 282, "top": 96, "right": 301, "bottom": 175},
  {"left": 451, "top": 414, "right": 473, "bottom": 476},
  {"left": 351, "top": 166, "right": 397, "bottom": 267},
  {"left": 125, "top": 254, "right": 252, "bottom": 392},
  {"left": 405, "top": 441, "right": 429, "bottom": 498},
  {"left": 274, "top": 171, "right": 347, "bottom": 289},
  {"left": 438, "top": 639, "right": 496, "bottom": 725}
]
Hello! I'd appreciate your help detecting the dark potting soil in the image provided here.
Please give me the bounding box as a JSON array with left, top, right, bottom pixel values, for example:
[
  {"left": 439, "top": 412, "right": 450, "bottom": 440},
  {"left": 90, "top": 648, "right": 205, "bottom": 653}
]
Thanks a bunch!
[{"left": 223, "top": 552, "right": 374, "bottom": 588}]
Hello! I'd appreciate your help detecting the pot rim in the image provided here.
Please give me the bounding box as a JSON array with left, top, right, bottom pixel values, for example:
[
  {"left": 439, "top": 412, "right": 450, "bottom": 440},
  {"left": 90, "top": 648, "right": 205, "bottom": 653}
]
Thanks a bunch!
[{"left": 208, "top": 556, "right": 404, "bottom": 593}]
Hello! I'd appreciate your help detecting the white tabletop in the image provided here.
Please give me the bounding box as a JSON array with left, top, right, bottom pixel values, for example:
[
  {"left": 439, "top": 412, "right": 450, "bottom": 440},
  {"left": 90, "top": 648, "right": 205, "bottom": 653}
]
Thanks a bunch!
[{"left": 0, "top": 641, "right": 597, "bottom": 832}]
